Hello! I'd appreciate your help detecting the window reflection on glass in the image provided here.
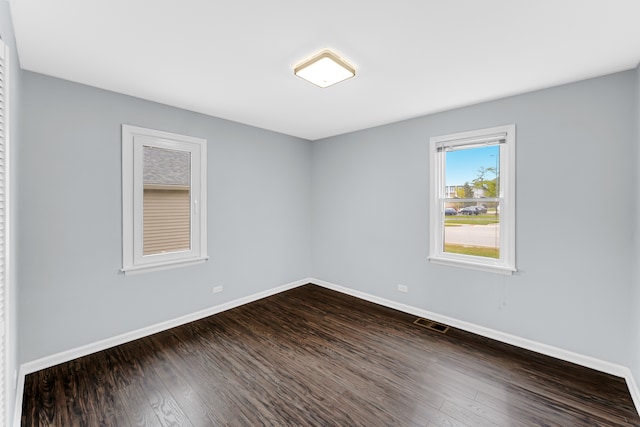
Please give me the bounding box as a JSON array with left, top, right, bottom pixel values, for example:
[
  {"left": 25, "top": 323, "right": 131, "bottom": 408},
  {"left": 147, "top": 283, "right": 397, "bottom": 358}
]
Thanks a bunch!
[
  {"left": 442, "top": 145, "right": 500, "bottom": 259},
  {"left": 143, "top": 146, "right": 191, "bottom": 256}
]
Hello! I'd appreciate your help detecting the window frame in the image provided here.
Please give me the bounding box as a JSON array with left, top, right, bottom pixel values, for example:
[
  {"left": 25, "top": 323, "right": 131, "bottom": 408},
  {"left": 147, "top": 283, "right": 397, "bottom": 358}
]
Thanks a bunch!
[
  {"left": 122, "top": 125, "right": 208, "bottom": 274},
  {"left": 0, "top": 37, "right": 9, "bottom": 427},
  {"left": 428, "top": 124, "right": 516, "bottom": 274}
]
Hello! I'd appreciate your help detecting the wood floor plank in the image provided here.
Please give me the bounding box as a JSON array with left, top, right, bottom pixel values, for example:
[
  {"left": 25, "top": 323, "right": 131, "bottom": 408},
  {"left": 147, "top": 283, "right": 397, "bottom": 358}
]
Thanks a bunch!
[
  {"left": 20, "top": 284, "right": 640, "bottom": 426},
  {"left": 118, "top": 382, "right": 162, "bottom": 427},
  {"left": 143, "top": 341, "right": 219, "bottom": 426},
  {"left": 440, "top": 396, "right": 528, "bottom": 427}
]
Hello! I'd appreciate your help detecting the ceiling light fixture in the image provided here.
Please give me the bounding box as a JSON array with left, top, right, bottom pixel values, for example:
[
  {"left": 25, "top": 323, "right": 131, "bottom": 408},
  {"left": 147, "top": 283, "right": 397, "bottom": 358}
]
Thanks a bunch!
[{"left": 294, "top": 49, "right": 355, "bottom": 88}]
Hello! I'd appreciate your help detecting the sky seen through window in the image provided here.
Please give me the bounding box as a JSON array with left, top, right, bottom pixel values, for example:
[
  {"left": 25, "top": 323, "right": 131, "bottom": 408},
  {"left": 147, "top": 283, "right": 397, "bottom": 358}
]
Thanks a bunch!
[{"left": 445, "top": 145, "right": 499, "bottom": 187}]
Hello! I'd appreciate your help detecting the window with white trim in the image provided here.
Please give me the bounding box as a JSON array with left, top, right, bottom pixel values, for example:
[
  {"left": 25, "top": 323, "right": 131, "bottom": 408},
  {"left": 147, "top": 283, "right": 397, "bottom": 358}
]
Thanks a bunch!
[
  {"left": 122, "top": 125, "right": 207, "bottom": 273},
  {"left": 429, "top": 124, "right": 516, "bottom": 274}
]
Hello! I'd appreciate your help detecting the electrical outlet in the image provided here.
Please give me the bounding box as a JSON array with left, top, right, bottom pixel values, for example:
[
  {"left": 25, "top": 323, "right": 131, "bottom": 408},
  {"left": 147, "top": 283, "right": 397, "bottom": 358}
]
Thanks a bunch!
[
  {"left": 213, "top": 285, "right": 223, "bottom": 294},
  {"left": 397, "top": 284, "right": 408, "bottom": 293}
]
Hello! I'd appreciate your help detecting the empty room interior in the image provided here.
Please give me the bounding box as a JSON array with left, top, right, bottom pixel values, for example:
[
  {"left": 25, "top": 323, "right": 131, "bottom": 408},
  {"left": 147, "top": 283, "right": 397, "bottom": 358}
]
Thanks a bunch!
[{"left": 3, "top": 0, "right": 640, "bottom": 426}]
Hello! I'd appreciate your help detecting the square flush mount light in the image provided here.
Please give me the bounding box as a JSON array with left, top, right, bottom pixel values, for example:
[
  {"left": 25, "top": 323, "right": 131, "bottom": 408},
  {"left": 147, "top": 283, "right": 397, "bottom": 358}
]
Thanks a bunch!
[{"left": 294, "top": 50, "right": 355, "bottom": 88}]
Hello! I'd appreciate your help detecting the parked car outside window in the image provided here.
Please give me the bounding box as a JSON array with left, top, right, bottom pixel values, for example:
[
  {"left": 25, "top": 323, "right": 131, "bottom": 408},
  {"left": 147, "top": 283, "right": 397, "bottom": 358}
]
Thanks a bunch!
[
  {"left": 459, "top": 206, "right": 479, "bottom": 215},
  {"left": 445, "top": 207, "right": 457, "bottom": 216}
]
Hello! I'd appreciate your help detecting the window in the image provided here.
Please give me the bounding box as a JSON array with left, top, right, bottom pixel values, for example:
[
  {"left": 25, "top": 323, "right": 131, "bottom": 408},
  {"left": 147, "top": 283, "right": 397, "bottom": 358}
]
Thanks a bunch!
[
  {"left": 429, "top": 124, "right": 515, "bottom": 274},
  {"left": 122, "top": 125, "right": 207, "bottom": 273}
]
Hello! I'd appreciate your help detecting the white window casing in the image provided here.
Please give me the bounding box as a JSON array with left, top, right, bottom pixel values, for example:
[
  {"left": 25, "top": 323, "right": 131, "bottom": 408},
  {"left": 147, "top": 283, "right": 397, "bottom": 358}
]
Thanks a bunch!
[
  {"left": 429, "top": 124, "right": 516, "bottom": 274},
  {"left": 122, "top": 125, "right": 208, "bottom": 273},
  {"left": 0, "top": 37, "right": 9, "bottom": 427}
]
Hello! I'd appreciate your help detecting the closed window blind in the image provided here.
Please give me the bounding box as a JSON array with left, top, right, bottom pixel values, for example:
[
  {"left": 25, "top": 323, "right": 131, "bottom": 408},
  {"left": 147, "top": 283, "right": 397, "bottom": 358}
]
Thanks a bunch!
[{"left": 143, "top": 186, "right": 191, "bottom": 255}]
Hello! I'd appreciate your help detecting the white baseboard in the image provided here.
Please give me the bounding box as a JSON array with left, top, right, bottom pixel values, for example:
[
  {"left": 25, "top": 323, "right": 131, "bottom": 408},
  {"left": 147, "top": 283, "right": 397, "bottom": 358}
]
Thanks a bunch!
[
  {"left": 310, "top": 277, "right": 640, "bottom": 416},
  {"left": 13, "top": 276, "right": 640, "bottom": 425},
  {"left": 12, "top": 277, "right": 311, "bottom": 427},
  {"left": 625, "top": 369, "right": 640, "bottom": 416},
  {"left": 12, "top": 365, "right": 25, "bottom": 427}
]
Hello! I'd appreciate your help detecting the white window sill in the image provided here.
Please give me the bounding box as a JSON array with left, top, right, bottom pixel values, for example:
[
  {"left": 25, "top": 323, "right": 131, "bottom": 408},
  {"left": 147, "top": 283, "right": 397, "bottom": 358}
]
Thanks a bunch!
[
  {"left": 428, "top": 256, "right": 516, "bottom": 275},
  {"left": 122, "top": 256, "right": 209, "bottom": 275}
]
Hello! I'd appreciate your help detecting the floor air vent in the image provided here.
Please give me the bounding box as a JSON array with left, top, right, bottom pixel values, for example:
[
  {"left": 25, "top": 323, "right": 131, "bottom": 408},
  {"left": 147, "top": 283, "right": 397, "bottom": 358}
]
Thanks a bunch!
[{"left": 413, "top": 318, "right": 450, "bottom": 334}]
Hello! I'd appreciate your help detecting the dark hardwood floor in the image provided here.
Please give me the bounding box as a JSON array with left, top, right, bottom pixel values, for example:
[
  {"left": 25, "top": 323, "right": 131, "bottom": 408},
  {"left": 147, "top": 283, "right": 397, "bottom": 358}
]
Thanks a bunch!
[{"left": 21, "top": 284, "right": 640, "bottom": 426}]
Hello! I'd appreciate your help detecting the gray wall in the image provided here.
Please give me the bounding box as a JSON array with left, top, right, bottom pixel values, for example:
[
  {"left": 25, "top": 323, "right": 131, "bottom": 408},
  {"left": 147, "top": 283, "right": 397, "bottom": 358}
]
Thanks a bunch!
[
  {"left": 18, "top": 72, "right": 312, "bottom": 363},
  {"left": 1, "top": 1, "right": 22, "bottom": 424},
  {"left": 311, "top": 70, "right": 637, "bottom": 367}
]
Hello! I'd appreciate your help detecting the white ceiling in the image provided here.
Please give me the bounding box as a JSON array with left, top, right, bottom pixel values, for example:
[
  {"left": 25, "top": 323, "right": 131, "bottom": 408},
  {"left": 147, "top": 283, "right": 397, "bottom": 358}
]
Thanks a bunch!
[{"left": 9, "top": 0, "right": 640, "bottom": 141}]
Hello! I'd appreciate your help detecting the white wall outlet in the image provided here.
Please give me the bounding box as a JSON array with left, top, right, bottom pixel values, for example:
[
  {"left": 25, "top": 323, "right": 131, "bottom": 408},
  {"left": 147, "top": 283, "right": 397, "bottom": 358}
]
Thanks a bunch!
[
  {"left": 213, "top": 285, "right": 223, "bottom": 294},
  {"left": 397, "top": 284, "right": 408, "bottom": 293}
]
